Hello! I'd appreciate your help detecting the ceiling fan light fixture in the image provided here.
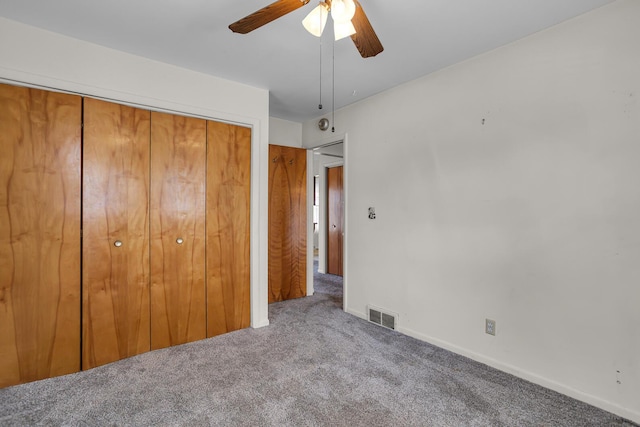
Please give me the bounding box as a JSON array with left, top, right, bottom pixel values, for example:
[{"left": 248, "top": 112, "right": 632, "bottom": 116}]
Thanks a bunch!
[
  {"left": 331, "top": 0, "right": 356, "bottom": 23},
  {"left": 302, "top": 3, "right": 329, "bottom": 37},
  {"left": 334, "top": 20, "right": 356, "bottom": 41},
  {"left": 230, "top": 0, "right": 383, "bottom": 58}
]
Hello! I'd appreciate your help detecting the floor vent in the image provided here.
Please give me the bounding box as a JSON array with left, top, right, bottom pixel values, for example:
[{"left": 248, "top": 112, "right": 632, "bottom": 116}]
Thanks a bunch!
[{"left": 367, "top": 305, "right": 398, "bottom": 330}]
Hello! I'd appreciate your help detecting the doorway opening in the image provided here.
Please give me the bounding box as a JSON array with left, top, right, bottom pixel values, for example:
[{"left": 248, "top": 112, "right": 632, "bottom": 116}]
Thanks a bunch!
[{"left": 311, "top": 141, "right": 344, "bottom": 306}]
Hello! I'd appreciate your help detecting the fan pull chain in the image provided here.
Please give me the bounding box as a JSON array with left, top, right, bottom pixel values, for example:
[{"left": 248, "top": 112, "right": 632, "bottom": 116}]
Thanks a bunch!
[
  {"left": 318, "top": 8, "right": 323, "bottom": 110},
  {"left": 331, "top": 34, "right": 335, "bottom": 133}
]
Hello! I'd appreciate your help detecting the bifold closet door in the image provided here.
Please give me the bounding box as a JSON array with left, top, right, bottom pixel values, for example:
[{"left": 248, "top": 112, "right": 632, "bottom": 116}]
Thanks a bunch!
[
  {"left": 150, "top": 112, "right": 206, "bottom": 349},
  {"left": 206, "top": 121, "right": 251, "bottom": 337},
  {"left": 268, "top": 144, "right": 307, "bottom": 303},
  {"left": 0, "top": 84, "right": 81, "bottom": 387},
  {"left": 82, "top": 98, "right": 151, "bottom": 369}
]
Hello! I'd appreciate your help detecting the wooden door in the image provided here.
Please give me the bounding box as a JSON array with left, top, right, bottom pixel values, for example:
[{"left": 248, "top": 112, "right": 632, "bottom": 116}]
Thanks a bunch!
[
  {"left": 150, "top": 112, "right": 206, "bottom": 350},
  {"left": 0, "top": 84, "right": 81, "bottom": 387},
  {"left": 268, "top": 145, "right": 307, "bottom": 302},
  {"left": 206, "top": 121, "right": 251, "bottom": 337},
  {"left": 82, "top": 98, "right": 151, "bottom": 369},
  {"left": 327, "top": 165, "right": 344, "bottom": 276}
]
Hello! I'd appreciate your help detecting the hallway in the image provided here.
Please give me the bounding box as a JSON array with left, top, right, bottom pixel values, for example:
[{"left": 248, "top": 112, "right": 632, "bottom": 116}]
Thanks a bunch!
[{"left": 313, "top": 258, "right": 343, "bottom": 300}]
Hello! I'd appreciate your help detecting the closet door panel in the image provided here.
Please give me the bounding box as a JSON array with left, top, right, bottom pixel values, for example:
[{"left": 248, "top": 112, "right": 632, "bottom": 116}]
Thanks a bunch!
[
  {"left": 0, "top": 84, "right": 81, "bottom": 387},
  {"left": 206, "top": 121, "right": 251, "bottom": 337},
  {"left": 268, "top": 145, "right": 307, "bottom": 303},
  {"left": 150, "top": 112, "right": 206, "bottom": 349},
  {"left": 82, "top": 98, "right": 150, "bottom": 369}
]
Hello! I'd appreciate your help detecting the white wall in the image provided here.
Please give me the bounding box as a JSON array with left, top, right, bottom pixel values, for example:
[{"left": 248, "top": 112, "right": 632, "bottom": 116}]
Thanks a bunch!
[
  {"left": 302, "top": 0, "right": 640, "bottom": 422},
  {"left": 0, "top": 17, "right": 271, "bottom": 330},
  {"left": 269, "top": 117, "right": 302, "bottom": 147}
]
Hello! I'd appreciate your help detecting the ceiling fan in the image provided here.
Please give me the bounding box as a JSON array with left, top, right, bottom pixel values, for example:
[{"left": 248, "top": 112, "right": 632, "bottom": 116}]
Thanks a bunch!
[{"left": 229, "top": 0, "right": 384, "bottom": 58}]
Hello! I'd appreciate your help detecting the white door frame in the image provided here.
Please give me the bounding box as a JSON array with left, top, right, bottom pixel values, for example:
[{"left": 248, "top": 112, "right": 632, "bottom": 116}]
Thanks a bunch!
[{"left": 306, "top": 134, "right": 348, "bottom": 311}]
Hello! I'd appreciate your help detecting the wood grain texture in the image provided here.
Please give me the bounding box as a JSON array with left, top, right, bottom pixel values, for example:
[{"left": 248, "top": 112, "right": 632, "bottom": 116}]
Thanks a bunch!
[
  {"left": 82, "top": 98, "right": 151, "bottom": 369},
  {"left": 150, "top": 112, "right": 206, "bottom": 350},
  {"left": 0, "top": 84, "right": 81, "bottom": 387},
  {"left": 350, "top": 0, "right": 384, "bottom": 58},
  {"left": 268, "top": 145, "right": 307, "bottom": 303},
  {"left": 206, "top": 121, "right": 251, "bottom": 337},
  {"left": 229, "top": 0, "right": 310, "bottom": 34},
  {"left": 327, "top": 165, "right": 344, "bottom": 276}
]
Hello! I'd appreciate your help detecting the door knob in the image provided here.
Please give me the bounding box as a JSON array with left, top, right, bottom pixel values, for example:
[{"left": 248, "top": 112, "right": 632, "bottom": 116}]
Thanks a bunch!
[
  {"left": 114, "top": 240, "right": 123, "bottom": 247},
  {"left": 176, "top": 238, "right": 184, "bottom": 244},
  {"left": 332, "top": 224, "right": 337, "bottom": 229}
]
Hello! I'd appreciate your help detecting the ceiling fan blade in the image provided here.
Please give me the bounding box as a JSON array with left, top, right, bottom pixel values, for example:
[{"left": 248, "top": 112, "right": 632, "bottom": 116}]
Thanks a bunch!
[
  {"left": 350, "top": 0, "right": 383, "bottom": 58},
  {"left": 229, "top": 0, "right": 311, "bottom": 34}
]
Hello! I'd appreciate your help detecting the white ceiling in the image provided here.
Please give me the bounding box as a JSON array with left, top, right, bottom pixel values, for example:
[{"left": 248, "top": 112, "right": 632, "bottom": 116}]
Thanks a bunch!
[{"left": 0, "top": 0, "right": 614, "bottom": 123}]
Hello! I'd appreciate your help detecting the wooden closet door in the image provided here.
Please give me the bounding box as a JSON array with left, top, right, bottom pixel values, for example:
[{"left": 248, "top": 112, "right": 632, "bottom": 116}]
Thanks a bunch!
[
  {"left": 0, "top": 84, "right": 81, "bottom": 387},
  {"left": 327, "top": 165, "right": 344, "bottom": 276},
  {"left": 206, "top": 121, "right": 251, "bottom": 337},
  {"left": 268, "top": 145, "right": 307, "bottom": 303},
  {"left": 150, "top": 112, "right": 206, "bottom": 349},
  {"left": 82, "top": 98, "right": 150, "bottom": 369}
]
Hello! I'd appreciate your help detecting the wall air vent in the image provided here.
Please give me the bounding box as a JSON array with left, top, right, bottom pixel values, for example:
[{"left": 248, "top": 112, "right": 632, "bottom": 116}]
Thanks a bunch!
[{"left": 367, "top": 305, "right": 398, "bottom": 330}]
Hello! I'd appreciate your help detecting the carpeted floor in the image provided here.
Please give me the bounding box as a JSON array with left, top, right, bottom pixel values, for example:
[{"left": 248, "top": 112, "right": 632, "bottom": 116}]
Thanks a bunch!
[
  {"left": 311, "top": 259, "right": 344, "bottom": 298},
  {"left": 0, "top": 262, "right": 636, "bottom": 426}
]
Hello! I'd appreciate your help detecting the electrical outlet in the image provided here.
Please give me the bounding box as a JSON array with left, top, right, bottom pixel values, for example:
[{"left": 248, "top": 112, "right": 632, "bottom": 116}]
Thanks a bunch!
[{"left": 485, "top": 319, "right": 496, "bottom": 336}]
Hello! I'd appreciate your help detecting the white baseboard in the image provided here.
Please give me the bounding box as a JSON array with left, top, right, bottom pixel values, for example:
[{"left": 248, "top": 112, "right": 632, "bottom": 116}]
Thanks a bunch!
[
  {"left": 251, "top": 319, "right": 270, "bottom": 329},
  {"left": 346, "top": 308, "right": 367, "bottom": 320}
]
